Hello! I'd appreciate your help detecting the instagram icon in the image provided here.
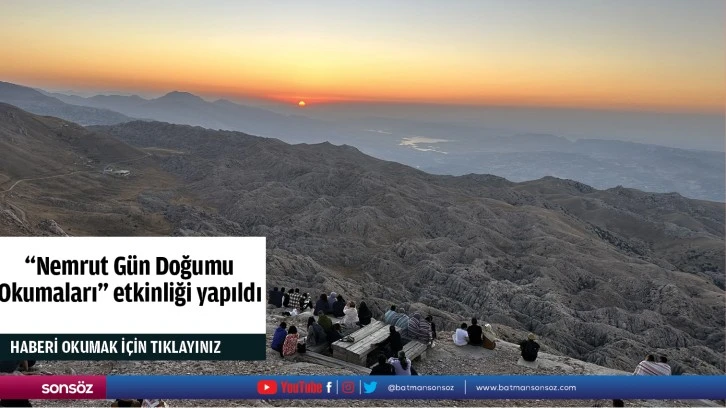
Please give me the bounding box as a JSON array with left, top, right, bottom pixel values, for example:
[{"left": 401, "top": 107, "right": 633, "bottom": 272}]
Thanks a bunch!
[{"left": 341, "top": 381, "right": 355, "bottom": 394}]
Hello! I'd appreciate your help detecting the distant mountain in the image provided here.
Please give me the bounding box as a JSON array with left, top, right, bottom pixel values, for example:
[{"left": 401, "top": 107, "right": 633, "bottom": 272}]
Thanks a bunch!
[
  {"left": 49, "top": 89, "right": 339, "bottom": 143},
  {"left": 0, "top": 81, "right": 134, "bottom": 125},
  {"left": 39, "top": 83, "right": 725, "bottom": 202}
]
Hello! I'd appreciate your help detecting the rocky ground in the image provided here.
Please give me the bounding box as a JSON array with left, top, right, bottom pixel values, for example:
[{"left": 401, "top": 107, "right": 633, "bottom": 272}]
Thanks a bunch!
[
  {"left": 94, "top": 120, "right": 725, "bottom": 375},
  {"left": 2, "top": 110, "right": 723, "bottom": 376},
  {"left": 1, "top": 108, "right": 724, "bottom": 407},
  {"left": 28, "top": 315, "right": 725, "bottom": 408}
]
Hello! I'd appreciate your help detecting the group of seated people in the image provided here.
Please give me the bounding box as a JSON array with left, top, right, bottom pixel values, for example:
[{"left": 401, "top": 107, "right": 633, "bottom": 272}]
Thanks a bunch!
[
  {"left": 268, "top": 288, "right": 374, "bottom": 328},
  {"left": 452, "top": 319, "right": 541, "bottom": 363},
  {"left": 268, "top": 287, "right": 314, "bottom": 311},
  {"left": 369, "top": 351, "right": 418, "bottom": 375},
  {"left": 271, "top": 321, "right": 301, "bottom": 357},
  {"left": 452, "top": 318, "right": 498, "bottom": 350},
  {"left": 269, "top": 289, "right": 376, "bottom": 357},
  {"left": 314, "top": 293, "right": 373, "bottom": 328},
  {"left": 270, "top": 300, "right": 543, "bottom": 368},
  {"left": 633, "top": 354, "right": 671, "bottom": 375},
  {"left": 382, "top": 305, "right": 437, "bottom": 345},
  {"left": 304, "top": 314, "right": 345, "bottom": 351}
]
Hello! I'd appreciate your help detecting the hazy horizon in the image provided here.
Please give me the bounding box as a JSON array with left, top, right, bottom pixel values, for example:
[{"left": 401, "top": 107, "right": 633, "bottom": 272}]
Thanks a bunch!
[
  {"left": 1, "top": 0, "right": 723, "bottom": 114},
  {"left": 19, "top": 80, "right": 721, "bottom": 153}
]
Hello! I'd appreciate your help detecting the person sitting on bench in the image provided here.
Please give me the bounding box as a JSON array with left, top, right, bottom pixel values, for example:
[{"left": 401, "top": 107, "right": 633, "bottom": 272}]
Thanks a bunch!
[
  {"left": 370, "top": 353, "right": 394, "bottom": 375},
  {"left": 392, "top": 309, "right": 409, "bottom": 331},
  {"left": 383, "top": 305, "right": 397, "bottom": 324},
  {"left": 375, "top": 325, "right": 403, "bottom": 358},
  {"left": 388, "top": 350, "right": 412, "bottom": 375},
  {"left": 326, "top": 323, "right": 343, "bottom": 352},
  {"left": 357, "top": 301, "right": 373, "bottom": 326}
]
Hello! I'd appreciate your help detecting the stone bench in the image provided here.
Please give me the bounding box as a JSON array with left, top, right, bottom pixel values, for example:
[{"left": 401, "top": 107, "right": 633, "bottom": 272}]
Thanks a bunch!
[
  {"left": 331, "top": 320, "right": 388, "bottom": 366},
  {"left": 298, "top": 351, "right": 371, "bottom": 374},
  {"left": 402, "top": 339, "right": 428, "bottom": 361}
]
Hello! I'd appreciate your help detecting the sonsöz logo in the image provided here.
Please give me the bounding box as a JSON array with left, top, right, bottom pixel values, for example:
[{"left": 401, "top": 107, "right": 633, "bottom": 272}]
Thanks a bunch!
[{"left": 41, "top": 381, "right": 94, "bottom": 395}]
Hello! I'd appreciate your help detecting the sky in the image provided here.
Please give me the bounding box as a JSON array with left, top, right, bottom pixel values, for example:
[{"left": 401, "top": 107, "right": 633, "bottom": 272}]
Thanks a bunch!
[{"left": 0, "top": 0, "right": 724, "bottom": 113}]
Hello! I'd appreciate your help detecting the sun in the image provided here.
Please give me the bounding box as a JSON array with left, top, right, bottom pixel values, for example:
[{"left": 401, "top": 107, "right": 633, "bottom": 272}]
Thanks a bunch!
[{"left": 298, "top": 100, "right": 306, "bottom": 107}]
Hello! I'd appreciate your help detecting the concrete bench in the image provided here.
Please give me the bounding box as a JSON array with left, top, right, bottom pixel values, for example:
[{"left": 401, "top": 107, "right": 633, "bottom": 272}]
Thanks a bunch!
[
  {"left": 306, "top": 342, "right": 329, "bottom": 354},
  {"left": 402, "top": 339, "right": 428, "bottom": 361},
  {"left": 299, "top": 351, "right": 371, "bottom": 374},
  {"left": 331, "top": 320, "right": 387, "bottom": 366}
]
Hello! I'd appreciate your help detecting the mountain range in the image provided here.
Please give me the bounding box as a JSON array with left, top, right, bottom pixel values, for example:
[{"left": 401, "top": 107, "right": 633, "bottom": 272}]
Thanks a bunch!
[
  {"left": 0, "top": 80, "right": 723, "bottom": 202},
  {"left": 0, "top": 103, "right": 722, "bottom": 375},
  {"left": 46, "top": 88, "right": 340, "bottom": 143},
  {"left": 0, "top": 81, "right": 133, "bottom": 126}
]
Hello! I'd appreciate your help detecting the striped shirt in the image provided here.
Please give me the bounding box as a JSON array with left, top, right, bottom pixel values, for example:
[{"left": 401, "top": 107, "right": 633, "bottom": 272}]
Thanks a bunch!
[{"left": 633, "top": 361, "right": 671, "bottom": 375}]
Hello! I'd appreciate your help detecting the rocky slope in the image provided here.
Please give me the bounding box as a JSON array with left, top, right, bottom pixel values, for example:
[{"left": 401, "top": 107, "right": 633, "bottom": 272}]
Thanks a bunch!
[
  {"left": 0, "top": 82, "right": 134, "bottom": 125},
  {"left": 89, "top": 121, "right": 725, "bottom": 375},
  {"left": 0, "top": 104, "right": 176, "bottom": 236},
  {"left": 0, "top": 106, "right": 722, "bottom": 377}
]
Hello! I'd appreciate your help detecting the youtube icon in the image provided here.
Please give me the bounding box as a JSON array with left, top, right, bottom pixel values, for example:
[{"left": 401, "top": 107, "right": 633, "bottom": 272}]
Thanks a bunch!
[{"left": 257, "top": 380, "right": 278, "bottom": 395}]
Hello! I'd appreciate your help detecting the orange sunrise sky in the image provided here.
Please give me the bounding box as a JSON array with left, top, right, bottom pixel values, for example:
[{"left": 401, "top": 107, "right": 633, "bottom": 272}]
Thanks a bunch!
[{"left": 0, "top": 0, "right": 724, "bottom": 113}]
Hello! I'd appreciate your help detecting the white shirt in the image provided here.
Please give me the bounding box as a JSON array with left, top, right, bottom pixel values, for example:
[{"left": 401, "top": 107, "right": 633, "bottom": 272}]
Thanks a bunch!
[
  {"left": 342, "top": 306, "right": 359, "bottom": 327},
  {"left": 453, "top": 328, "right": 469, "bottom": 346}
]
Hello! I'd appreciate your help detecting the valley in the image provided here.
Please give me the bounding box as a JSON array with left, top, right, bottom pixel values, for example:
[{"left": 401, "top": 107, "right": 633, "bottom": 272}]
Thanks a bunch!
[{"left": 1, "top": 104, "right": 722, "bottom": 376}]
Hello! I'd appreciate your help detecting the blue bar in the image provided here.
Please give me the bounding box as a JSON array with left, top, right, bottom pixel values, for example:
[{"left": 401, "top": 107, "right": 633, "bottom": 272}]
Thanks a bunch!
[{"left": 106, "top": 375, "right": 726, "bottom": 400}]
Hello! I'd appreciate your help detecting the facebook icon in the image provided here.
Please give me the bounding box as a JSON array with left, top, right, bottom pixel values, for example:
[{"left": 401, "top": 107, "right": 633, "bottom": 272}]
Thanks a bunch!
[{"left": 326, "top": 381, "right": 333, "bottom": 394}]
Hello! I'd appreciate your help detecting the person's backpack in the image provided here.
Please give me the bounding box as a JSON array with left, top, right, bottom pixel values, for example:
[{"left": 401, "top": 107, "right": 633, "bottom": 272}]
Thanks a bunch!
[{"left": 297, "top": 343, "right": 306, "bottom": 354}]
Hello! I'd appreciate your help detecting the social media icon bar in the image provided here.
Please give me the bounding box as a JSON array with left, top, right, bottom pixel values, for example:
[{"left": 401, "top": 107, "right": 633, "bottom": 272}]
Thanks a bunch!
[{"left": 1, "top": 375, "right": 722, "bottom": 400}]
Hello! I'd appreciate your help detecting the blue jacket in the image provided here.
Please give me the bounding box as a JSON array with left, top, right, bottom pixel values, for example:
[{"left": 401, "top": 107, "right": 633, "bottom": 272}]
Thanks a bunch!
[
  {"left": 271, "top": 327, "right": 287, "bottom": 350},
  {"left": 314, "top": 299, "right": 331, "bottom": 316}
]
